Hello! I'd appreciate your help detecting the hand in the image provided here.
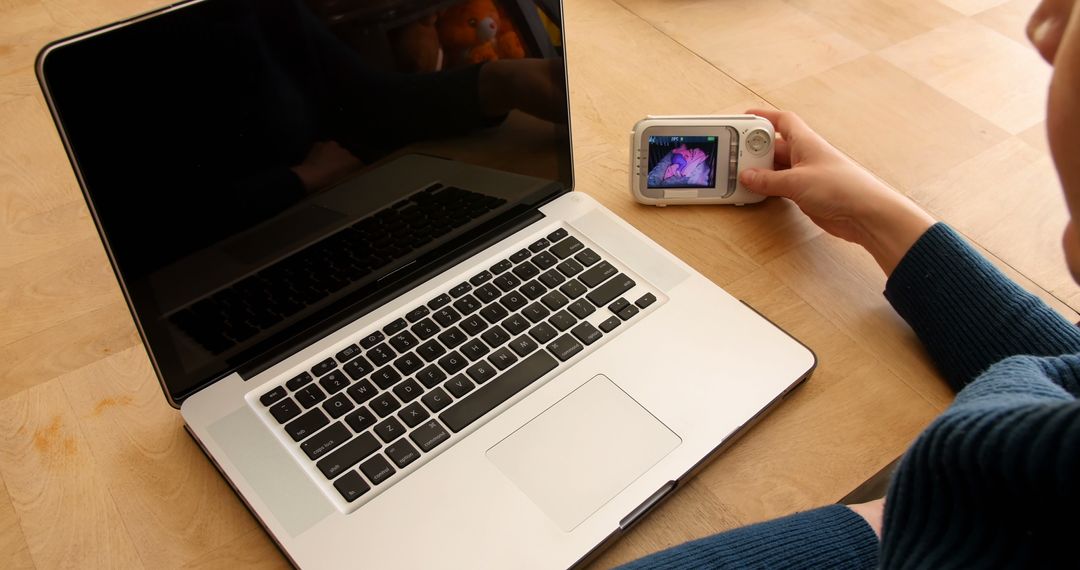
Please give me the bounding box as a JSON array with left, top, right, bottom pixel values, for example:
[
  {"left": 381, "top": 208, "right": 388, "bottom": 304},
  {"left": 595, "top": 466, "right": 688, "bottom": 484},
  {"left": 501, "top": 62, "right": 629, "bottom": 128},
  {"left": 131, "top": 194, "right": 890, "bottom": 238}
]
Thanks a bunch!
[
  {"left": 847, "top": 498, "right": 885, "bottom": 539},
  {"left": 739, "top": 109, "right": 935, "bottom": 276},
  {"left": 291, "top": 140, "right": 362, "bottom": 193},
  {"left": 478, "top": 58, "right": 567, "bottom": 124}
]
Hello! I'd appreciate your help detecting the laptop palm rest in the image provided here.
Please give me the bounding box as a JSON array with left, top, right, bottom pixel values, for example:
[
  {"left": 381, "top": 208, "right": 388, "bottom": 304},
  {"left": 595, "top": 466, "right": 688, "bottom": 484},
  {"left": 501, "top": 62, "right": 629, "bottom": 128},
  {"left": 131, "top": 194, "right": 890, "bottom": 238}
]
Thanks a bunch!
[{"left": 486, "top": 375, "right": 681, "bottom": 532}]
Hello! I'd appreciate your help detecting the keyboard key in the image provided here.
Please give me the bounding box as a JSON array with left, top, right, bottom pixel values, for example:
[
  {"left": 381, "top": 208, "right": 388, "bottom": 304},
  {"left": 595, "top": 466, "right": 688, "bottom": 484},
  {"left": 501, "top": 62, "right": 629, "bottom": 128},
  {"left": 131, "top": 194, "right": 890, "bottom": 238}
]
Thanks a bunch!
[
  {"left": 422, "top": 387, "right": 452, "bottom": 413},
  {"left": 389, "top": 331, "right": 419, "bottom": 352},
  {"left": 460, "top": 315, "right": 488, "bottom": 336},
  {"left": 492, "top": 273, "right": 521, "bottom": 292},
  {"left": 286, "top": 371, "right": 313, "bottom": 391},
  {"left": 398, "top": 402, "right": 431, "bottom": 428},
  {"left": 571, "top": 322, "right": 603, "bottom": 346},
  {"left": 550, "top": 237, "right": 584, "bottom": 259},
  {"left": 285, "top": 408, "right": 329, "bottom": 441},
  {"left": 311, "top": 358, "right": 336, "bottom": 377},
  {"left": 460, "top": 338, "right": 491, "bottom": 361},
  {"left": 547, "top": 228, "right": 569, "bottom": 242},
  {"left": 410, "top": 420, "right": 451, "bottom": 452},
  {"left": 375, "top": 416, "right": 406, "bottom": 443},
  {"left": 599, "top": 316, "right": 621, "bottom": 333},
  {"left": 474, "top": 283, "right": 501, "bottom": 303},
  {"left": 469, "top": 270, "right": 493, "bottom": 286},
  {"left": 444, "top": 375, "right": 475, "bottom": 398},
  {"left": 540, "top": 291, "right": 569, "bottom": 310},
  {"left": 385, "top": 439, "right": 421, "bottom": 469},
  {"left": 501, "top": 313, "right": 530, "bottom": 335},
  {"left": 512, "top": 261, "right": 540, "bottom": 280},
  {"left": 532, "top": 251, "right": 558, "bottom": 270},
  {"left": 405, "top": 306, "right": 429, "bottom": 323},
  {"left": 522, "top": 302, "right": 550, "bottom": 323},
  {"left": 466, "top": 361, "right": 497, "bottom": 384},
  {"left": 488, "top": 347, "right": 518, "bottom": 370},
  {"left": 367, "top": 343, "right": 396, "bottom": 367},
  {"left": 548, "top": 310, "right": 577, "bottom": 332},
  {"left": 440, "top": 351, "right": 558, "bottom": 432},
  {"left": 427, "top": 294, "right": 451, "bottom": 310},
  {"left": 479, "top": 302, "right": 509, "bottom": 324},
  {"left": 560, "top": 279, "right": 587, "bottom": 299},
  {"left": 319, "top": 370, "right": 349, "bottom": 394},
  {"left": 528, "top": 238, "right": 550, "bottom": 253},
  {"left": 344, "top": 405, "right": 377, "bottom": 432},
  {"left": 608, "top": 298, "right": 630, "bottom": 314},
  {"left": 521, "top": 280, "right": 547, "bottom": 300},
  {"left": 539, "top": 269, "right": 566, "bottom": 288},
  {"left": 636, "top": 293, "right": 657, "bottom": 309},
  {"left": 548, "top": 334, "right": 584, "bottom": 361},
  {"left": 393, "top": 378, "right": 423, "bottom": 403},
  {"left": 410, "top": 318, "right": 440, "bottom": 340},
  {"left": 343, "top": 355, "right": 373, "bottom": 380},
  {"left": 529, "top": 322, "right": 558, "bottom": 343},
  {"left": 371, "top": 393, "right": 402, "bottom": 417},
  {"left": 417, "top": 339, "right": 446, "bottom": 362},
  {"left": 490, "top": 259, "right": 513, "bottom": 275},
  {"left": 574, "top": 248, "right": 601, "bottom": 267},
  {"left": 335, "top": 344, "right": 362, "bottom": 363},
  {"left": 499, "top": 291, "right": 528, "bottom": 312},
  {"left": 416, "top": 364, "right": 447, "bottom": 389},
  {"left": 301, "top": 422, "right": 350, "bottom": 460},
  {"left": 393, "top": 352, "right": 424, "bottom": 376},
  {"left": 579, "top": 261, "right": 617, "bottom": 288},
  {"left": 557, "top": 258, "right": 584, "bottom": 277},
  {"left": 438, "top": 326, "right": 467, "bottom": 349},
  {"left": 319, "top": 433, "right": 380, "bottom": 480},
  {"left": 438, "top": 351, "right": 468, "bottom": 374},
  {"left": 617, "top": 304, "right": 640, "bottom": 321},
  {"left": 296, "top": 384, "right": 327, "bottom": 408},
  {"left": 269, "top": 398, "right": 301, "bottom": 423},
  {"left": 587, "top": 274, "right": 636, "bottom": 307},
  {"left": 347, "top": 379, "right": 377, "bottom": 404},
  {"left": 322, "top": 393, "right": 355, "bottom": 418},
  {"left": 360, "top": 454, "right": 396, "bottom": 485},
  {"left": 359, "top": 331, "right": 384, "bottom": 349},
  {"left": 372, "top": 366, "right": 402, "bottom": 390},
  {"left": 568, "top": 299, "right": 595, "bottom": 319},
  {"left": 509, "top": 249, "right": 531, "bottom": 263},
  {"left": 481, "top": 325, "right": 511, "bottom": 348},
  {"left": 433, "top": 307, "right": 462, "bottom": 327},
  {"left": 260, "top": 386, "right": 286, "bottom": 406},
  {"left": 453, "top": 294, "right": 481, "bottom": 316},
  {"left": 449, "top": 282, "right": 472, "bottom": 298},
  {"left": 333, "top": 470, "right": 370, "bottom": 502},
  {"left": 383, "top": 318, "right": 408, "bottom": 336},
  {"left": 509, "top": 335, "right": 538, "bottom": 357}
]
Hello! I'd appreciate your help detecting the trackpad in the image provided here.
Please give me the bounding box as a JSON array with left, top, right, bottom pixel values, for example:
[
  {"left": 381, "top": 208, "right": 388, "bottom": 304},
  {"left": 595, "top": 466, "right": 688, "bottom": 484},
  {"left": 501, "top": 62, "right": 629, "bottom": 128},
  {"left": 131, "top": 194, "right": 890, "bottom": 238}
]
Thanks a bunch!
[{"left": 486, "top": 375, "right": 681, "bottom": 531}]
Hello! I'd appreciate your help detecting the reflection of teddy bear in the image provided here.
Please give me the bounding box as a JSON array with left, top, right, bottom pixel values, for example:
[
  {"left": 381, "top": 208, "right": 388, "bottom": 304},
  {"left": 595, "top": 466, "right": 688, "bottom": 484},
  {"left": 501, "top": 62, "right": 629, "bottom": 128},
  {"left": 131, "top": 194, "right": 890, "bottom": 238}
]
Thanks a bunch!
[
  {"left": 437, "top": 0, "right": 525, "bottom": 68},
  {"left": 392, "top": 13, "right": 444, "bottom": 72}
]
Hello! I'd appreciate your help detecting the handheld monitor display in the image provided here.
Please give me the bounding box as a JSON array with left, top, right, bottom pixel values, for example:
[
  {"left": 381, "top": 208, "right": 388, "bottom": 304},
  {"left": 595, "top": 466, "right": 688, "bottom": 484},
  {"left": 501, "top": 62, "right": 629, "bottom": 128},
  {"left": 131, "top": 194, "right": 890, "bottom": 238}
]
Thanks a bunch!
[{"left": 646, "top": 134, "right": 723, "bottom": 189}]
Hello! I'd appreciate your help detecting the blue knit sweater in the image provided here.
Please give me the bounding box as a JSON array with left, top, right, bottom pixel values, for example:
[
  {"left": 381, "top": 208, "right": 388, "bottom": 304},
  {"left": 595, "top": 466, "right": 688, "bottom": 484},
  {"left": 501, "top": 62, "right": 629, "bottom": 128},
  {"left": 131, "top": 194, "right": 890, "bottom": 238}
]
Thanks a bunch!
[{"left": 617, "top": 224, "right": 1080, "bottom": 569}]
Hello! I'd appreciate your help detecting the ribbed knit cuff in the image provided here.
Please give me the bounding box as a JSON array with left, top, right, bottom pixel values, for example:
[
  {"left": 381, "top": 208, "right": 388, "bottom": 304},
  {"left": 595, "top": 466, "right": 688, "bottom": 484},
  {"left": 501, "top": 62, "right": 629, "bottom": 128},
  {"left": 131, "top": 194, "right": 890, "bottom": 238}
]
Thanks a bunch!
[
  {"left": 616, "top": 505, "right": 878, "bottom": 570},
  {"left": 884, "top": 223, "right": 1080, "bottom": 391}
]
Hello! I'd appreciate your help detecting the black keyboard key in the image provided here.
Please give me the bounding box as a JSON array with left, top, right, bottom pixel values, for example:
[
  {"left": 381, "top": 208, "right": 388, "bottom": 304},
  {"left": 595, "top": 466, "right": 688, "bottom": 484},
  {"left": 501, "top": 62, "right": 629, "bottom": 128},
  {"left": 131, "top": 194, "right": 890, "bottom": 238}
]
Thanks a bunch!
[
  {"left": 422, "top": 387, "right": 452, "bottom": 412},
  {"left": 260, "top": 386, "right": 287, "bottom": 406},
  {"left": 319, "top": 370, "right": 349, "bottom": 395},
  {"left": 571, "top": 322, "right": 603, "bottom": 346},
  {"left": 371, "top": 366, "right": 402, "bottom": 390},
  {"left": 394, "top": 352, "right": 424, "bottom": 376},
  {"left": 453, "top": 294, "right": 481, "bottom": 316},
  {"left": 470, "top": 270, "right": 493, "bottom": 286},
  {"left": 547, "top": 228, "right": 569, "bottom": 242},
  {"left": 440, "top": 351, "right": 558, "bottom": 432},
  {"left": 557, "top": 258, "right": 584, "bottom": 277},
  {"left": 540, "top": 290, "right": 569, "bottom": 311},
  {"left": 488, "top": 347, "right": 518, "bottom": 370},
  {"left": 528, "top": 238, "right": 550, "bottom": 253},
  {"left": 449, "top": 282, "right": 472, "bottom": 298},
  {"left": 444, "top": 375, "right": 475, "bottom": 398},
  {"left": 529, "top": 322, "right": 558, "bottom": 343},
  {"left": 509, "top": 249, "right": 530, "bottom": 263},
  {"left": 344, "top": 405, "right": 377, "bottom": 432},
  {"left": 539, "top": 269, "right": 566, "bottom": 288},
  {"left": 438, "top": 326, "right": 467, "bottom": 349},
  {"left": 548, "top": 334, "right": 584, "bottom": 361},
  {"left": 375, "top": 416, "right": 406, "bottom": 443},
  {"left": 333, "top": 470, "right": 371, "bottom": 502},
  {"left": 587, "top": 274, "right": 636, "bottom": 307},
  {"left": 285, "top": 408, "right": 329, "bottom": 441},
  {"left": 439, "top": 351, "right": 469, "bottom": 374},
  {"left": 286, "top": 371, "right": 313, "bottom": 391},
  {"left": 360, "top": 331, "right": 384, "bottom": 349},
  {"left": 568, "top": 299, "right": 596, "bottom": 319},
  {"left": 335, "top": 344, "right": 362, "bottom": 363},
  {"left": 393, "top": 378, "right": 424, "bottom": 403},
  {"left": 383, "top": 318, "right": 408, "bottom": 336},
  {"left": 360, "top": 454, "right": 396, "bottom": 485},
  {"left": 560, "top": 279, "right": 587, "bottom": 299},
  {"left": 385, "top": 439, "right": 421, "bottom": 469},
  {"left": 301, "top": 421, "right": 350, "bottom": 460},
  {"left": 617, "top": 304, "right": 640, "bottom": 320},
  {"left": 550, "top": 236, "right": 584, "bottom": 259},
  {"left": 410, "top": 420, "right": 451, "bottom": 452},
  {"left": 427, "top": 294, "right": 451, "bottom": 310},
  {"left": 579, "top": 261, "right": 617, "bottom": 287},
  {"left": 636, "top": 292, "right": 657, "bottom": 309},
  {"left": 479, "top": 302, "right": 509, "bottom": 324},
  {"left": 509, "top": 335, "right": 538, "bottom": 357},
  {"left": 512, "top": 261, "right": 540, "bottom": 280},
  {"left": 405, "top": 306, "right": 429, "bottom": 323},
  {"left": 343, "top": 356, "right": 374, "bottom": 380},
  {"left": 499, "top": 291, "right": 528, "bottom": 312},
  {"left": 398, "top": 402, "right": 431, "bottom": 428},
  {"left": 319, "top": 433, "right": 380, "bottom": 480},
  {"left": 599, "top": 316, "right": 621, "bottom": 333},
  {"left": 389, "top": 331, "right": 419, "bottom": 352},
  {"left": 296, "top": 384, "right": 327, "bottom": 408},
  {"left": 433, "top": 307, "right": 462, "bottom": 327},
  {"left": 501, "top": 313, "right": 530, "bottom": 335},
  {"left": 574, "top": 248, "right": 602, "bottom": 267},
  {"left": 347, "top": 379, "right": 377, "bottom": 405},
  {"left": 460, "top": 338, "right": 491, "bottom": 361},
  {"left": 311, "top": 358, "right": 336, "bottom": 377},
  {"left": 416, "top": 364, "right": 448, "bottom": 389},
  {"left": 548, "top": 310, "right": 577, "bottom": 332},
  {"left": 466, "top": 360, "right": 497, "bottom": 384},
  {"left": 474, "top": 283, "right": 501, "bottom": 303},
  {"left": 269, "top": 398, "right": 301, "bottom": 423},
  {"left": 481, "top": 325, "right": 511, "bottom": 348},
  {"left": 521, "top": 280, "right": 547, "bottom": 300},
  {"left": 367, "top": 343, "right": 396, "bottom": 367},
  {"left": 522, "top": 302, "right": 551, "bottom": 323},
  {"left": 411, "top": 318, "right": 440, "bottom": 341},
  {"left": 417, "top": 339, "right": 446, "bottom": 362},
  {"left": 490, "top": 259, "right": 513, "bottom": 275},
  {"left": 371, "top": 393, "right": 401, "bottom": 418},
  {"left": 608, "top": 298, "right": 630, "bottom": 314},
  {"left": 532, "top": 251, "right": 558, "bottom": 270},
  {"left": 492, "top": 273, "right": 521, "bottom": 292}
]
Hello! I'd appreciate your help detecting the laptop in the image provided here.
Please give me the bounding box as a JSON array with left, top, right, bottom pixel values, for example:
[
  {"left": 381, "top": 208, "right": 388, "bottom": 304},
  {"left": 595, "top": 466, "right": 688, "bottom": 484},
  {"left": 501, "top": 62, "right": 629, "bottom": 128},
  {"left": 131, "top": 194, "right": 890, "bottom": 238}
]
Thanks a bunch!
[{"left": 36, "top": 0, "right": 816, "bottom": 567}]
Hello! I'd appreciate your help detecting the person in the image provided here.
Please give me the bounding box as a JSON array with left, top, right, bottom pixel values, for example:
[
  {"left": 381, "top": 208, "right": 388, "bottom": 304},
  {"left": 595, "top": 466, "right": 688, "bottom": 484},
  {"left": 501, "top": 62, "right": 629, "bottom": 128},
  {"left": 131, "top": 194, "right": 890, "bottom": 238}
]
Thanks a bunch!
[{"left": 618, "top": 0, "right": 1080, "bottom": 567}]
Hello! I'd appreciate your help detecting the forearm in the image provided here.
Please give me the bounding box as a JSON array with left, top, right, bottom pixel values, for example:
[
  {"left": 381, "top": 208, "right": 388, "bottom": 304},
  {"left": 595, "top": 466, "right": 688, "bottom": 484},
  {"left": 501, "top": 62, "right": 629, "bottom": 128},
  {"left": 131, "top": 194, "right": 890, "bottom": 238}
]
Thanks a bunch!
[{"left": 852, "top": 188, "right": 936, "bottom": 277}]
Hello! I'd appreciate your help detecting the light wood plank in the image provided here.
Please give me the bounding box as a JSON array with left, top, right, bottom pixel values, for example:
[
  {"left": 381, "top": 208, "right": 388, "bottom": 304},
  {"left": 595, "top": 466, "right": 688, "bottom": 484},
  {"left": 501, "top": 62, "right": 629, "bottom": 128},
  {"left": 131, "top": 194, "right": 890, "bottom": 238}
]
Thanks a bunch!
[
  {"left": 784, "top": 0, "right": 963, "bottom": 51},
  {"left": 935, "top": 0, "right": 1011, "bottom": 16},
  {"left": 0, "top": 475, "right": 36, "bottom": 570},
  {"left": 974, "top": 0, "right": 1042, "bottom": 46}
]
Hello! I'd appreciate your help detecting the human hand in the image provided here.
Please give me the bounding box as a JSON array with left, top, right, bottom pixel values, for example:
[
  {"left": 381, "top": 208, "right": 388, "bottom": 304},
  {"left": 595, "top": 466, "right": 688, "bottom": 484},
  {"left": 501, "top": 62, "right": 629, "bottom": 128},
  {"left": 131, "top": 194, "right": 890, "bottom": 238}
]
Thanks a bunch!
[
  {"left": 738, "top": 109, "right": 935, "bottom": 276},
  {"left": 847, "top": 498, "right": 885, "bottom": 539},
  {"left": 291, "top": 140, "right": 362, "bottom": 193},
  {"left": 478, "top": 58, "right": 567, "bottom": 124}
]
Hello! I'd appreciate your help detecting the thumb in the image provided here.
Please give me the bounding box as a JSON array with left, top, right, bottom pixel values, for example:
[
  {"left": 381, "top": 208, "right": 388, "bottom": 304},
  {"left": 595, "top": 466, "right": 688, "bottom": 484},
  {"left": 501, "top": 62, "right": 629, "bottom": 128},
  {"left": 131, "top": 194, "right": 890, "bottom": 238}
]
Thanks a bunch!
[{"left": 740, "top": 168, "right": 797, "bottom": 198}]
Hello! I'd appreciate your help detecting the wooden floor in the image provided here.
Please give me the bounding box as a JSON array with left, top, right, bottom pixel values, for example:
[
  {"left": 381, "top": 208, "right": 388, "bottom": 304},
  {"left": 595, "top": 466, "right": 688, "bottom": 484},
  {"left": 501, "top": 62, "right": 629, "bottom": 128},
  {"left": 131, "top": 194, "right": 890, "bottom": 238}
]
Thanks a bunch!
[{"left": 1, "top": 0, "right": 1074, "bottom": 568}]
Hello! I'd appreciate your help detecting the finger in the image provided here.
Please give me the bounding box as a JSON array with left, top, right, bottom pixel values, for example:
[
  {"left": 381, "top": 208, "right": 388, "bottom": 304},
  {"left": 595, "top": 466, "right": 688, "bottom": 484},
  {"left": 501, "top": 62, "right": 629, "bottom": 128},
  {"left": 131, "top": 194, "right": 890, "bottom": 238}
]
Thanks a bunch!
[
  {"left": 772, "top": 135, "right": 791, "bottom": 168},
  {"left": 739, "top": 167, "right": 799, "bottom": 199},
  {"left": 745, "top": 108, "right": 813, "bottom": 149}
]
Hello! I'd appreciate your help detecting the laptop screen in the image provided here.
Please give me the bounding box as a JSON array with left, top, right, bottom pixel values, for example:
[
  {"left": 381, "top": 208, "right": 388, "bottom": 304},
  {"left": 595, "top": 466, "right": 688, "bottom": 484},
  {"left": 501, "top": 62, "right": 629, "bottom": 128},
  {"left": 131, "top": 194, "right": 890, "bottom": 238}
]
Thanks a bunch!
[{"left": 40, "top": 0, "right": 571, "bottom": 402}]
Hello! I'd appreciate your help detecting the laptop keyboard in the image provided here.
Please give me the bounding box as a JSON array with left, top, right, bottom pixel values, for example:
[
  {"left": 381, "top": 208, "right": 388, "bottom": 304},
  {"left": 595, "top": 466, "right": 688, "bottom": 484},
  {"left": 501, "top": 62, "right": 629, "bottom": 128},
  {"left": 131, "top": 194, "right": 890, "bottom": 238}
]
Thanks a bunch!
[{"left": 254, "top": 227, "right": 660, "bottom": 508}]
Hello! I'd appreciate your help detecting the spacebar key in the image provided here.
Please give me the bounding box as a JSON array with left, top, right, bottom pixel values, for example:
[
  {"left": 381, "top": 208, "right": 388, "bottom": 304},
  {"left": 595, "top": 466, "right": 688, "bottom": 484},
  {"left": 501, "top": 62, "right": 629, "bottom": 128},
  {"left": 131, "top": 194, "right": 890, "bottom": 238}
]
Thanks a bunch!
[{"left": 439, "top": 351, "right": 558, "bottom": 432}]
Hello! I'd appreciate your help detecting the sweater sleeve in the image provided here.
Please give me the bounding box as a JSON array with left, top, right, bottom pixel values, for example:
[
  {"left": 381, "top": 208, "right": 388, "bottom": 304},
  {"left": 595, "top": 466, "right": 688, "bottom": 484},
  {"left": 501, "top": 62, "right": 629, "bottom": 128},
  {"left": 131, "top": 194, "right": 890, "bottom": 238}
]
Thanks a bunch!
[
  {"left": 615, "top": 505, "right": 878, "bottom": 570},
  {"left": 884, "top": 223, "right": 1080, "bottom": 391}
]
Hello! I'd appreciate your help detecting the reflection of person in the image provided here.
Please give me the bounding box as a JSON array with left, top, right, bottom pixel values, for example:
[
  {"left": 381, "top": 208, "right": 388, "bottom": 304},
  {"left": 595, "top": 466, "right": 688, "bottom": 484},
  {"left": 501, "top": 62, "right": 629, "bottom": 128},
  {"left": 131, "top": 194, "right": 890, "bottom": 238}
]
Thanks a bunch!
[{"left": 619, "top": 0, "right": 1080, "bottom": 568}]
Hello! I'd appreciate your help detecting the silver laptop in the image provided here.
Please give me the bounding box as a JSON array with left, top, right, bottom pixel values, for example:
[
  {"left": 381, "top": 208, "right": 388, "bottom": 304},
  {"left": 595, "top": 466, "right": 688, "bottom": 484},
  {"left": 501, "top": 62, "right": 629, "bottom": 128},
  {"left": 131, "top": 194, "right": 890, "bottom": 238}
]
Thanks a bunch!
[{"left": 36, "top": 0, "right": 815, "bottom": 567}]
